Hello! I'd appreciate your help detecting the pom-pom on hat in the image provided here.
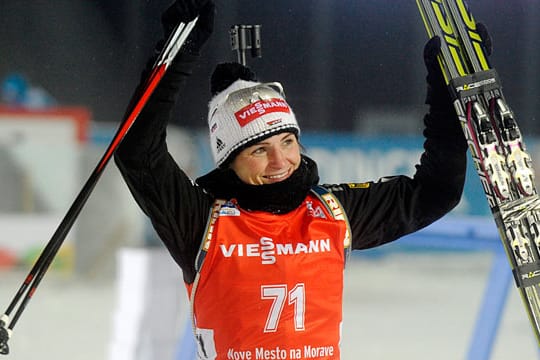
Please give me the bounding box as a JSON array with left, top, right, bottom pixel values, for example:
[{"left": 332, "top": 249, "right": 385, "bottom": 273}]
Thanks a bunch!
[{"left": 207, "top": 63, "right": 300, "bottom": 167}]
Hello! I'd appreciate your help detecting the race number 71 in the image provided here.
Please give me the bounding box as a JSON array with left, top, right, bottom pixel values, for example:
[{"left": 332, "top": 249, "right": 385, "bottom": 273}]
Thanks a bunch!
[{"left": 261, "top": 284, "right": 306, "bottom": 333}]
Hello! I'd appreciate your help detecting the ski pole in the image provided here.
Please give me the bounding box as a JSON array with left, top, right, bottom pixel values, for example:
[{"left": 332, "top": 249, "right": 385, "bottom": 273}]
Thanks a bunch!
[{"left": 0, "top": 17, "right": 198, "bottom": 356}]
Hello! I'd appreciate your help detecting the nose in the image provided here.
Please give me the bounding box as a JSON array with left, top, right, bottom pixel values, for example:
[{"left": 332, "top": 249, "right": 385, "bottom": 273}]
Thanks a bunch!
[{"left": 268, "top": 147, "right": 287, "bottom": 168}]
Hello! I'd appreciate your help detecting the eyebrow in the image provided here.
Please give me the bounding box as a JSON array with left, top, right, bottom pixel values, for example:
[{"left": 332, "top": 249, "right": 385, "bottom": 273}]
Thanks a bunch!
[
  {"left": 262, "top": 133, "right": 294, "bottom": 146},
  {"left": 254, "top": 133, "right": 294, "bottom": 146}
]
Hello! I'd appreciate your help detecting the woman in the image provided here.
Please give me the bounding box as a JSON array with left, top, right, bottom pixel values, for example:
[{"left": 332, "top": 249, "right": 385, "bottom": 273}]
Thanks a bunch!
[{"left": 115, "top": 1, "right": 467, "bottom": 358}]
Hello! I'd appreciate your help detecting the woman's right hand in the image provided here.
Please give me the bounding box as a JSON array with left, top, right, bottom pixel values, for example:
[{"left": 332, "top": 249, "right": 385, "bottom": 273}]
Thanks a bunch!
[{"left": 161, "top": 0, "right": 216, "bottom": 54}]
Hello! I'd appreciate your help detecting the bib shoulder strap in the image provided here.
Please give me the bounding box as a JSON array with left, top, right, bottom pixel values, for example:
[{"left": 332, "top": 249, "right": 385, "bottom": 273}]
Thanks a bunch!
[
  {"left": 311, "top": 185, "right": 352, "bottom": 262},
  {"left": 195, "top": 199, "right": 226, "bottom": 273}
]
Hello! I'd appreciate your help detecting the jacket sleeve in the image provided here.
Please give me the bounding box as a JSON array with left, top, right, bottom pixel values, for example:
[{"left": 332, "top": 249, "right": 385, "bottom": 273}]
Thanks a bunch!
[
  {"left": 114, "top": 52, "right": 213, "bottom": 284},
  {"left": 331, "top": 106, "right": 468, "bottom": 250}
]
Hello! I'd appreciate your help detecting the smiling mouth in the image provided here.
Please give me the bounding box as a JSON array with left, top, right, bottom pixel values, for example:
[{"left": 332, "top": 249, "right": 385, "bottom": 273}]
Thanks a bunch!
[{"left": 264, "top": 170, "right": 290, "bottom": 182}]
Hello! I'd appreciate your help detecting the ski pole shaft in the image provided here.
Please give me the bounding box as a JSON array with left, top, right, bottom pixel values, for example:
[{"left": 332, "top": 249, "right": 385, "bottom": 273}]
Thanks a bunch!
[{"left": 0, "top": 18, "right": 198, "bottom": 356}]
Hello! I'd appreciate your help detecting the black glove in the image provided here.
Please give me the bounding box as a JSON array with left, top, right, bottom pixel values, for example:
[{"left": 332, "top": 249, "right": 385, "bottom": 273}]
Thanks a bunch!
[
  {"left": 149, "top": 0, "right": 216, "bottom": 59},
  {"left": 161, "top": 0, "right": 213, "bottom": 38},
  {"left": 137, "top": 1, "right": 215, "bottom": 96},
  {"left": 180, "top": 1, "right": 215, "bottom": 55},
  {"left": 423, "top": 22, "right": 492, "bottom": 110},
  {"left": 161, "top": 0, "right": 209, "bottom": 35},
  {"left": 423, "top": 36, "right": 452, "bottom": 111},
  {"left": 476, "top": 22, "right": 493, "bottom": 57}
]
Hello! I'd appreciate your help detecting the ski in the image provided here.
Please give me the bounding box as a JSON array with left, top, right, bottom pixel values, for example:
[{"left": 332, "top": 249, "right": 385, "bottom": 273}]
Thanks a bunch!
[{"left": 416, "top": 0, "right": 540, "bottom": 343}]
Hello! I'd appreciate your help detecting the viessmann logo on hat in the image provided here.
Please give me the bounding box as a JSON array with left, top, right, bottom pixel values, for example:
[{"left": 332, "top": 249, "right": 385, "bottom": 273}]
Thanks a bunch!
[{"left": 234, "top": 98, "right": 291, "bottom": 127}]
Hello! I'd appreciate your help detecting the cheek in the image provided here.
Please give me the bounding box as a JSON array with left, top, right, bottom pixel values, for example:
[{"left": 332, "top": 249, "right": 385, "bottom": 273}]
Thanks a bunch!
[
  {"left": 233, "top": 158, "right": 267, "bottom": 181},
  {"left": 247, "top": 158, "right": 268, "bottom": 175},
  {"left": 288, "top": 147, "right": 302, "bottom": 168}
]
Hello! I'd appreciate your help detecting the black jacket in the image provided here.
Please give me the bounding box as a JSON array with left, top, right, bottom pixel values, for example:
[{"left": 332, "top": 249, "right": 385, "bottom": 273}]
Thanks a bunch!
[{"left": 115, "top": 52, "right": 468, "bottom": 284}]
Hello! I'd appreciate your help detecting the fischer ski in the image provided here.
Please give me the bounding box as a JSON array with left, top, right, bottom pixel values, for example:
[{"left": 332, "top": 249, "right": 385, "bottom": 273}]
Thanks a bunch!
[
  {"left": 417, "top": 0, "right": 540, "bottom": 344},
  {"left": 0, "top": 18, "right": 198, "bottom": 356}
]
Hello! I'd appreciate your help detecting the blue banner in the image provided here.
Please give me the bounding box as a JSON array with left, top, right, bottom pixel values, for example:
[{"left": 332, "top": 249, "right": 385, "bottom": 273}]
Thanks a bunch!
[{"left": 191, "top": 131, "right": 540, "bottom": 217}]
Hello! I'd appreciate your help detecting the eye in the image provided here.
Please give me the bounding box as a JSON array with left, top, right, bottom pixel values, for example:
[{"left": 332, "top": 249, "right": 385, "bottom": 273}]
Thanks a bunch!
[
  {"left": 282, "top": 136, "right": 295, "bottom": 147},
  {"left": 251, "top": 146, "right": 267, "bottom": 155}
]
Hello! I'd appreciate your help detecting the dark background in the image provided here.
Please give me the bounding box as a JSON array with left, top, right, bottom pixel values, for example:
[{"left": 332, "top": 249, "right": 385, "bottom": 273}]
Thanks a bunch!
[{"left": 1, "top": 1, "right": 539, "bottom": 133}]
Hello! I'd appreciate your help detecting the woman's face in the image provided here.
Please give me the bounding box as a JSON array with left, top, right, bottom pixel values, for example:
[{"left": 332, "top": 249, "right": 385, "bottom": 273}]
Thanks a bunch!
[{"left": 231, "top": 132, "right": 301, "bottom": 185}]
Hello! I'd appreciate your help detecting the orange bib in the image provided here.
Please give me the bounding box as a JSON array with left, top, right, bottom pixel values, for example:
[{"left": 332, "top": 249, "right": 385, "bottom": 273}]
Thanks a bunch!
[{"left": 187, "top": 190, "right": 350, "bottom": 359}]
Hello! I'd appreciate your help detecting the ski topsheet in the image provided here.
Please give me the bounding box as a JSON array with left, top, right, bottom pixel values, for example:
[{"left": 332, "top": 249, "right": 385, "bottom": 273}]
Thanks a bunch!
[{"left": 416, "top": 0, "right": 540, "bottom": 343}]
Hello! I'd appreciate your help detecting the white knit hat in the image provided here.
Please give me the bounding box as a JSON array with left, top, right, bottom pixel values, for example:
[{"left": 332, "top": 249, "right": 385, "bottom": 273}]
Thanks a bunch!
[{"left": 207, "top": 79, "right": 300, "bottom": 167}]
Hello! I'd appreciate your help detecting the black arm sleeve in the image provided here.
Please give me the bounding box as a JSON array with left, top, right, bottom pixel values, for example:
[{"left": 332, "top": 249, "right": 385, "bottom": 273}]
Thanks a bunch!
[
  {"left": 331, "top": 107, "right": 468, "bottom": 250},
  {"left": 114, "top": 52, "right": 213, "bottom": 284}
]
